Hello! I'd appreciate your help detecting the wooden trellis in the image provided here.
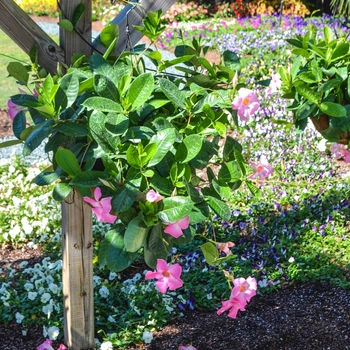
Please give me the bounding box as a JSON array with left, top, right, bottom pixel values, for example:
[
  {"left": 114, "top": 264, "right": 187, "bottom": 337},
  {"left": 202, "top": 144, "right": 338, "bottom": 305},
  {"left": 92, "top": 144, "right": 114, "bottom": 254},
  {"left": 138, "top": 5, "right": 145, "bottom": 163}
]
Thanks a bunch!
[{"left": 0, "top": 0, "right": 176, "bottom": 349}]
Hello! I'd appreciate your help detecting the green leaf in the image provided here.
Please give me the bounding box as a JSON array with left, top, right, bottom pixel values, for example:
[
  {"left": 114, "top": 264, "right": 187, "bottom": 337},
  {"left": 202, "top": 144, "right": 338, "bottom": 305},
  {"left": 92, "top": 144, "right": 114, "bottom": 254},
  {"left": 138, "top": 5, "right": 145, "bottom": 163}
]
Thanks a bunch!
[
  {"left": 148, "top": 128, "right": 177, "bottom": 167},
  {"left": 111, "top": 186, "right": 136, "bottom": 213},
  {"left": 7, "top": 62, "right": 28, "bottom": 84},
  {"left": 94, "top": 74, "right": 119, "bottom": 101},
  {"left": 52, "top": 182, "right": 73, "bottom": 201},
  {"left": 105, "top": 113, "right": 129, "bottom": 135},
  {"left": 99, "top": 229, "right": 138, "bottom": 272},
  {"left": 124, "top": 217, "right": 150, "bottom": 252},
  {"left": 175, "top": 134, "right": 203, "bottom": 163},
  {"left": 126, "top": 73, "right": 154, "bottom": 111},
  {"left": 59, "top": 73, "right": 79, "bottom": 106},
  {"left": 294, "top": 82, "right": 319, "bottom": 104},
  {"left": 218, "top": 160, "right": 242, "bottom": 183},
  {"left": 200, "top": 242, "right": 219, "bottom": 266},
  {"left": 222, "top": 50, "right": 240, "bottom": 71},
  {"left": 159, "top": 78, "right": 187, "bottom": 109},
  {"left": 72, "top": 3, "right": 85, "bottom": 27},
  {"left": 55, "top": 148, "right": 81, "bottom": 177},
  {"left": 23, "top": 120, "right": 55, "bottom": 156},
  {"left": 319, "top": 102, "right": 347, "bottom": 117},
  {"left": 12, "top": 111, "right": 27, "bottom": 139},
  {"left": 58, "top": 19, "right": 74, "bottom": 32},
  {"left": 331, "top": 42, "right": 350, "bottom": 62},
  {"left": 157, "top": 196, "right": 193, "bottom": 223},
  {"left": 82, "top": 96, "right": 122, "bottom": 113},
  {"left": 34, "top": 169, "right": 60, "bottom": 186},
  {"left": 214, "top": 121, "right": 226, "bottom": 137},
  {"left": 0, "top": 139, "right": 23, "bottom": 148},
  {"left": 55, "top": 121, "right": 89, "bottom": 137},
  {"left": 207, "top": 196, "right": 231, "bottom": 220},
  {"left": 100, "top": 24, "right": 119, "bottom": 47},
  {"left": 70, "top": 171, "right": 108, "bottom": 187}
]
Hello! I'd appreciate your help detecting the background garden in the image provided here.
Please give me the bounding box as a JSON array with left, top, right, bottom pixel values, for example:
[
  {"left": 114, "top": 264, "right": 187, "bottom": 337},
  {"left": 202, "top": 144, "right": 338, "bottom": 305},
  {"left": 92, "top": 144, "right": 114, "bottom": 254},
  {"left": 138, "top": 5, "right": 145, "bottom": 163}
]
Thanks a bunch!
[{"left": 1, "top": 1, "right": 350, "bottom": 349}]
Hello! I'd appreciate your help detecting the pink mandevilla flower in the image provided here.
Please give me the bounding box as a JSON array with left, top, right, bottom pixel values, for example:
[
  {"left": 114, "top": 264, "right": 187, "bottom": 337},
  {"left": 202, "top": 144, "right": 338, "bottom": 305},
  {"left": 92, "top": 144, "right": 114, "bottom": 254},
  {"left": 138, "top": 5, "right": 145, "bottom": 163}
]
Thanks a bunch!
[
  {"left": 57, "top": 345, "right": 67, "bottom": 350},
  {"left": 7, "top": 88, "right": 39, "bottom": 120},
  {"left": 217, "top": 276, "right": 257, "bottom": 318},
  {"left": 331, "top": 143, "right": 350, "bottom": 163},
  {"left": 83, "top": 187, "right": 117, "bottom": 224},
  {"left": 249, "top": 155, "right": 274, "bottom": 184},
  {"left": 145, "top": 258, "right": 183, "bottom": 293},
  {"left": 146, "top": 189, "right": 164, "bottom": 202},
  {"left": 231, "top": 88, "right": 260, "bottom": 121},
  {"left": 164, "top": 215, "right": 190, "bottom": 238},
  {"left": 179, "top": 345, "right": 198, "bottom": 350},
  {"left": 37, "top": 339, "right": 54, "bottom": 350}
]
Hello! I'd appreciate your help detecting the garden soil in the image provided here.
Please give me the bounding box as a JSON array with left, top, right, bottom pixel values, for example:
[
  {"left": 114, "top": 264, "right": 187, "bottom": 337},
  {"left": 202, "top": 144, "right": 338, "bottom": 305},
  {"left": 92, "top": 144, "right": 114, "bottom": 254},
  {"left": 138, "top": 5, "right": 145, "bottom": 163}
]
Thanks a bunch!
[{"left": 1, "top": 17, "right": 350, "bottom": 350}]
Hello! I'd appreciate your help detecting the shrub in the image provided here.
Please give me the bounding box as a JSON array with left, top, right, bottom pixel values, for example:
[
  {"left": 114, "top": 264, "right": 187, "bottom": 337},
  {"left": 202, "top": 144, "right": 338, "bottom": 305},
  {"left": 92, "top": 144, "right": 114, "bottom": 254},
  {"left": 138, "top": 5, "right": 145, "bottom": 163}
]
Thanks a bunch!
[
  {"left": 162, "top": 1, "right": 210, "bottom": 23},
  {"left": 247, "top": 0, "right": 310, "bottom": 17},
  {"left": 14, "top": 0, "right": 57, "bottom": 17}
]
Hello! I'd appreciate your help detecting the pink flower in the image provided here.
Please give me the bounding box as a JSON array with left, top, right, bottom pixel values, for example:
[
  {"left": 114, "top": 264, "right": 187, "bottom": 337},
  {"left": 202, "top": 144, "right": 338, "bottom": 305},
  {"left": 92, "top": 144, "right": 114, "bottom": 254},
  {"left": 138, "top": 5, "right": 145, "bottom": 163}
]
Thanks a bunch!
[
  {"left": 249, "top": 155, "right": 274, "bottom": 184},
  {"left": 7, "top": 99, "right": 24, "bottom": 120},
  {"left": 83, "top": 187, "right": 117, "bottom": 224},
  {"left": 145, "top": 258, "right": 183, "bottom": 293},
  {"left": 146, "top": 189, "right": 164, "bottom": 202},
  {"left": 231, "top": 88, "right": 260, "bottom": 121},
  {"left": 57, "top": 345, "right": 67, "bottom": 350},
  {"left": 217, "top": 241, "right": 235, "bottom": 256},
  {"left": 217, "top": 276, "right": 257, "bottom": 318},
  {"left": 164, "top": 216, "right": 190, "bottom": 238},
  {"left": 179, "top": 345, "right": 197, "bottom": 350},
  {"left": 331, "top": 143, "right": 350, "bottom": 162},
  {"left": 37, "top": 339, "right": 54, "bottom": 350},
  {"left": 266, "top": 73, "right": 282, "bottom": 95},
  {"left": 7, "top": 88, "right": 39, "bottom": 120}
]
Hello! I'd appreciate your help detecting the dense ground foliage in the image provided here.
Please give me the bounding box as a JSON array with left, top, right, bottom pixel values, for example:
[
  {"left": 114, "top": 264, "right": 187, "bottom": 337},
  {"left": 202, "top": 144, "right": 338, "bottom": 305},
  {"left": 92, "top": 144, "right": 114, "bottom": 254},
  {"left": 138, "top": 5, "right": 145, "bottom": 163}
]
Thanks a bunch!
[{"left": 1, "top": 13, "right": 350, "bottom": 350}]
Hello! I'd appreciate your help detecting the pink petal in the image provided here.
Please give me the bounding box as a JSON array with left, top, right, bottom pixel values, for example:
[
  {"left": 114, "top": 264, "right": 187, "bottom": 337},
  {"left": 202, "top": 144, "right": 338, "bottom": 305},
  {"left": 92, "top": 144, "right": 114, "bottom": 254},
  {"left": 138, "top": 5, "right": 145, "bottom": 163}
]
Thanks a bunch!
[
  {"left": 94, "top": 187, "right": 102, "bottom": 201},
  {"left": 167, "top": 263, "right": 182, "bottom": 279},
  {"left": 177, "top": 216, "right": 190, "bottom": 229},
  {"left": 164, "top": 222, "right": 183, "bottom": 238},
  {"left": 166, "top": 274, "right": 183, "bottom": 291},
  {"left": 156, "top": 258, "right": 169, "bottom": 273},
  {"left": 155, "top": 279, "right": 170, "bottom": 293},
  {"left": 83, "top": 196, "right": 99, "bottom": 207}
]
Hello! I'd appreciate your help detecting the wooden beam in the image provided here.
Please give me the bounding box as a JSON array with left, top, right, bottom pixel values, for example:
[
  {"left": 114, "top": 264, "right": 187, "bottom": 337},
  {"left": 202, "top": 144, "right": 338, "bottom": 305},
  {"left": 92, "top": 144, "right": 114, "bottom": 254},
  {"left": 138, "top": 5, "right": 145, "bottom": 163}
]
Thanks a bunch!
[
  {"left": 0, "top": 0, "right": 64, "bottom": 74},
  {"left": 93, "top": 0, "right": 177, "bottom": 54},
  {"left": 59, "top": 0, "right": 93, "bottom": 66},
  {"left": 62, "top": 191, "right": 94, "bottom": 350}
]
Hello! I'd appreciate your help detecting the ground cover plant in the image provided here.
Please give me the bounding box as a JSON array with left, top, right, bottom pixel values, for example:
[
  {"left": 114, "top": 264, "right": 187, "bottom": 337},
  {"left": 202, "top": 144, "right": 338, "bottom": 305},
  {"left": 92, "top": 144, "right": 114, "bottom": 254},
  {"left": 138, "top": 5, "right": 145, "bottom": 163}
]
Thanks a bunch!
[{"left": 1, "top": 12, "right": 350, "bottom": 350}]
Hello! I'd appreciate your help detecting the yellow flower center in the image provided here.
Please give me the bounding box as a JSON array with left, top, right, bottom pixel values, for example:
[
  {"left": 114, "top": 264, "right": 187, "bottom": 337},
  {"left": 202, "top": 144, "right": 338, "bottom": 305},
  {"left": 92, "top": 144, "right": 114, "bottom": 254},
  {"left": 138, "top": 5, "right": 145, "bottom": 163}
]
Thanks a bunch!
[
  {"left": 163, "top": 271, "right": 170, "bottom": 277},
  {"left": 257, "top": 165, "right": 263, "bottom": 172},
  {"left": 242, "top": 97, "right": 250, "bottom": 105},
  {"left": 239, "top": 285, "right": 246, "bottom": 292}
]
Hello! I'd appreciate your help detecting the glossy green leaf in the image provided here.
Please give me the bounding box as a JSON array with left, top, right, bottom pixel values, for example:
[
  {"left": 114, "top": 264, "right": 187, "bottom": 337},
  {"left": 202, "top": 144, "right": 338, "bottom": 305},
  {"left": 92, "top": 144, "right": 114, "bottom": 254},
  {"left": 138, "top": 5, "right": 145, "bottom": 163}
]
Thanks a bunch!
[
  {"left": 148, "top": 128, "right": 177, "bottom": 167},
  {"left": 207, "top": 196, "right": 231, "bottom": 221},
  {"left": 319, "top": 102, "right": 347, "bottom": 117},
  {"left": 7, "top": 62, "right": 28, "bottom": 84},
  {"left": 159, "top": 78, "right": 187, "bottom": 109},
  {"left": 72, "top": 3, "right": 85, "bottom": 27},
  {"left": 94, "top": 74, "right": 119, "bottom": 101},
  {"left": 70, "top": 171, "right": 108, "bottom": 187},
  {"left": 59, "top": 73, "right": 79, "bottom": 106},
  {"left": 55, "top": 148, "right": 81, "bottom": 177},
  {"left": 82, "top": 96, "right": 122, "bottom": 113},
  {"left": 100, "top": 24, "right": 119, "bottom": 47},
  {"left": 175, "top": 134, "right": 203, "bottom": 163},
  {"left": 222, "top": 50, "right": 240, "bottom": 71},
  {"left": 52, "top": 182, "right": 73, "bottom": 201},
  {"left": 218, "top": 160, "right": 242, "bottom": 183},
  {"left": 55, "top": 121, "right": 89, "bottom": 137},
  {"left": 12, "top": 111, "right": 27, "bottom": 139},
  {"left": 126, "top": 73, "right": 154, "bottom": 111},
  {"left": 58, "top": 19, "right": 74, "bottom": 32},
  {"left": 124, "top": 217, "right": 150, "bottom": 252},
  {"left": 157, "top": 196, "right": 193, "bottom": 223},
  {"left": 200, "top": 242, "right": 219, "bottom": 266},
  {"left": 111, "top": 186, "right": 136, "bottom": 213}
]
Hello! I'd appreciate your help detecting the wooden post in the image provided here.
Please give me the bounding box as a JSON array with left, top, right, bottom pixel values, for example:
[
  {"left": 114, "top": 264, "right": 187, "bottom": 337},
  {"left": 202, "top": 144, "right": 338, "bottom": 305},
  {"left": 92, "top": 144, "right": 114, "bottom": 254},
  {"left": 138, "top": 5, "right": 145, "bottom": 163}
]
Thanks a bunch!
[
  {"left": 0, "top": 0, "right": 65, "bottom": 74},
  {"left": 93, "top": 0, "right": 177, "bottom": 54},
  {"left": 59, "top": 2, "right": 94, "bottom": 349},
  {"left": 62, "top": 191, "right": 94, "bottom": 350}
]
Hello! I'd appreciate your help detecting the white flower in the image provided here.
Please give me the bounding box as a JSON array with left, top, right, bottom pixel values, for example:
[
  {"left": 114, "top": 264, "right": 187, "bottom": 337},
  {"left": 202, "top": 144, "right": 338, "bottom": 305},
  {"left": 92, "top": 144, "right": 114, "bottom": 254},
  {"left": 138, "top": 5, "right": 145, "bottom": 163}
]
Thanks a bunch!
[
  {"left": 93, "top": 275, "right": 102, "bottom": 287},
  {"left": 100, "top": 341, "right": 113, "bottom": 350},
  {"left": 49, "top": 283, "right": 59, "bottom": 294},
  {"left": 24, "top": 282, "right": 34, "bottom": 291},
  {"left": 19, "top": 261, "right": 29, "bottom": 269},
  {"left": 288, "top": 257, "right": 295, "bottom": 263},
  {"left": 142, "top": 331, "right": 153, "bottom": 344},
  {"left": 15, "top": 312, "right": 24, "bottom": 324},
  {"left": 42, "top": 304, "right": 54, "bottom": 316},
  {"left": 28, "top": 291, "right": 38, "bottom": 300},
  {"left": 47, "top": 325, "right": 59, "bottom": 340},
  {"left": 108, "top": 272, "right": 117, "bottom": 280},
  {"left": 107, "top": 315, "right": 116, "bottom": 323},
  {"left": 99, "top": 286, "right": 109, "bottom": 298},
  {"left": 41, "top": 292, "right": 51, "bottom": 303},
  {"left": 9, "top": 225, "right": 21, "bottom": 239}
]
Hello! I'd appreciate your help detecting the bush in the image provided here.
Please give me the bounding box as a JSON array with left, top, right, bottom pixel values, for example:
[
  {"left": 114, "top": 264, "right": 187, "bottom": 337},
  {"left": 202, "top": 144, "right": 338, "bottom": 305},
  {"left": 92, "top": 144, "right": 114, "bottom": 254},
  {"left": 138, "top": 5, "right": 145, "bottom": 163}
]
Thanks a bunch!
[
  {"left": 14, "top": 0, "right": 57, "bottom": 16},
  {"left": 246, "top": 0, "right": 310, "bottom": 17}
]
